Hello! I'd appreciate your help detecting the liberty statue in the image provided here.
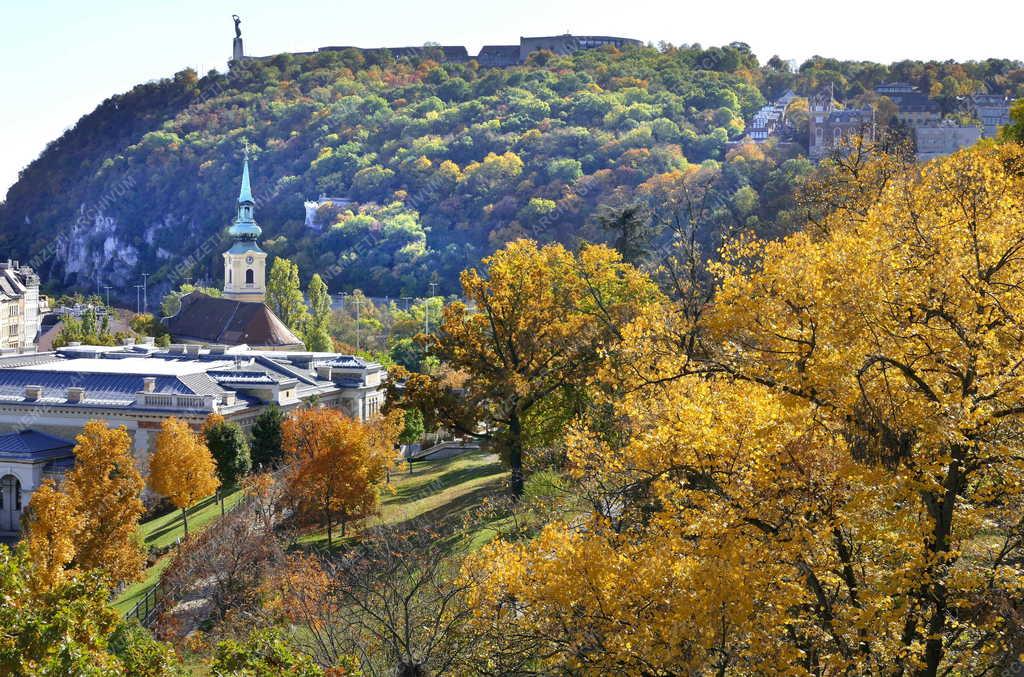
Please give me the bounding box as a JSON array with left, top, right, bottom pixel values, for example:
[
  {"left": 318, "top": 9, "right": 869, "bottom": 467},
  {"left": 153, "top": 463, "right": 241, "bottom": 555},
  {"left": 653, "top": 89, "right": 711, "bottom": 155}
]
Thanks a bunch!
[{"left": 232, "top": 15, "right": 242, "bottom": 39}]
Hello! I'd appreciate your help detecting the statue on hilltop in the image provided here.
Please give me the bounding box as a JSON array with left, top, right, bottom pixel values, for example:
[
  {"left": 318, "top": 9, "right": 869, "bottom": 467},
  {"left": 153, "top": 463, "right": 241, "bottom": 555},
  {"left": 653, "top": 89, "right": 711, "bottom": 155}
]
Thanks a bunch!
[{"left": 233, "top": 15, "right": 242, "bottom": 39}]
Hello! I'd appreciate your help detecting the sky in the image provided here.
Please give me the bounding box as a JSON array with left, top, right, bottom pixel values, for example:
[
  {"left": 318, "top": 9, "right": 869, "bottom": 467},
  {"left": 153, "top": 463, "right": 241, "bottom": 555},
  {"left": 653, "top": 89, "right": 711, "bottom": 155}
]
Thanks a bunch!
[{"left": 1, "top": 0, "right": 1021, "bottom": 201}]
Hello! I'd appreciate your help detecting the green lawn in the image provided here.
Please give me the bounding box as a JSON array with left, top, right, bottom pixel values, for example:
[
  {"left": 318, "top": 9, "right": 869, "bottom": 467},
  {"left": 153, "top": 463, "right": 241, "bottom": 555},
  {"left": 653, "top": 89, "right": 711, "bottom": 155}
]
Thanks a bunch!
[
  {"left": 112, "top": 490, "right": 244, "bottom": 614},
  {"left": 116, "top": 453, "right": 509, "bottom": 614},
  {"left": 297, "top": 451, "right": 509, "bottom": 551}
]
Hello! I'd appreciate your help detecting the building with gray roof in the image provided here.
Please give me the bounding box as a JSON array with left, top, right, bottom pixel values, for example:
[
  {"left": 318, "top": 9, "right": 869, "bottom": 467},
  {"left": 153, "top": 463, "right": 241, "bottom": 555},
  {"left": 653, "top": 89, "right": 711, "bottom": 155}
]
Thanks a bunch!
[
  {"left": 0, "top": 430, "right": 75, "bottom": 535},
  {"left": 0, "top": 342, "right": 386, "bottom": 474}
]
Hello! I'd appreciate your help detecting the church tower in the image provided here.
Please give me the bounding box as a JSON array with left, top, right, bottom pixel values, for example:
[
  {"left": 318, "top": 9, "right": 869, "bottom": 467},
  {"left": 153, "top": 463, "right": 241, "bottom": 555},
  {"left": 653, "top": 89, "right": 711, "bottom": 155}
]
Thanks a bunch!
[{"left": 223, "top": 155, "right": 267, "bottom": 303}]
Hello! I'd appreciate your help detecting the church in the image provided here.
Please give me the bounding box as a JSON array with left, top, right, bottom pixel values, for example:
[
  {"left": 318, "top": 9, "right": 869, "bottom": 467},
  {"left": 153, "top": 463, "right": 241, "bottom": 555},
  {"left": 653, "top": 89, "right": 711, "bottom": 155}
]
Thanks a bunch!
[{"left": 165, "top": 157, "right": 304, "bottom": 350}]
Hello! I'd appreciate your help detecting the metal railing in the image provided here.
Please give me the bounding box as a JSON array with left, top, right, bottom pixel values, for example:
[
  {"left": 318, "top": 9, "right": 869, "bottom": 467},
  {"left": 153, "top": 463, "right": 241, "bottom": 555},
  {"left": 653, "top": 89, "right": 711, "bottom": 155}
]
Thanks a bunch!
[{"left": 125, "top": 578, "right": 167, "bottom": 627}]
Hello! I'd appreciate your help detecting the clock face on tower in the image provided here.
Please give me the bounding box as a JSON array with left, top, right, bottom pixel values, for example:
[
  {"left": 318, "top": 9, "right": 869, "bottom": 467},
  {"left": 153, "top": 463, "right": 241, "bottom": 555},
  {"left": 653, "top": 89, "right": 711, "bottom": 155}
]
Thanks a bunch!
[{"left": 246, "top": 256, "right": 254, "bottom": 264}]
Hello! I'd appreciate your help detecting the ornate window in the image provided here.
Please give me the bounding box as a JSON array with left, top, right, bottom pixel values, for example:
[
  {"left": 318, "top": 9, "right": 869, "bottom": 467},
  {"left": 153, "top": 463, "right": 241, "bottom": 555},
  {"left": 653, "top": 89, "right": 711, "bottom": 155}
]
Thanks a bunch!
[{"left": 245, "top": 269, "right": 255, "bottom": 287}]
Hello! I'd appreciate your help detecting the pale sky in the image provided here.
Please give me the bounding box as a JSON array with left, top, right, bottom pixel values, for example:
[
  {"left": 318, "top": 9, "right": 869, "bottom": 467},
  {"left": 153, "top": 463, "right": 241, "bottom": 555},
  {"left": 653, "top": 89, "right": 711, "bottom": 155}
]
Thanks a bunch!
[{"left": 1, "top": 0, "right": 1021, "bottom": 201}]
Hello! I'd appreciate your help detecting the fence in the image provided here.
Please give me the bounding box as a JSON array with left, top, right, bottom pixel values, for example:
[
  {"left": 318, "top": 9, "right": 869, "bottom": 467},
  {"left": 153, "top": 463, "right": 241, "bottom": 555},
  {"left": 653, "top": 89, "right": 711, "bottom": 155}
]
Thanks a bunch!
[{"left": 125, "top": 580, "right": 167, "bottom": 627}]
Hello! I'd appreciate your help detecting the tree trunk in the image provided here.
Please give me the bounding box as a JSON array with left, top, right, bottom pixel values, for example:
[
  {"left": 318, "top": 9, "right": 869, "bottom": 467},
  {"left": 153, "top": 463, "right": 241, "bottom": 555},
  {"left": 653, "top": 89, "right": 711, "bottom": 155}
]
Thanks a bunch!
[
  {"left": 182, "top": 507, "right": 189, "bottom": 537},
  {"left": 508, "top": 408, "right": 524, "bottom": 499},
  {"left": 326, "top": 514, "right": 333, "bottom": 548},
  {"left": 219, "top": 490, "right": 225, "bottom": 516},
  {"left": 917, "top": 446, "right": 965, "bottom": 676}
]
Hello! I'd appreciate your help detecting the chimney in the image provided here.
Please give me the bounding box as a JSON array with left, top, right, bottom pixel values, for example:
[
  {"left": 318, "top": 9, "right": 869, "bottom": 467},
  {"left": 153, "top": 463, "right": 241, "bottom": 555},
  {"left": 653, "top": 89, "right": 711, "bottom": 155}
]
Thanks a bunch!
[
  {"left": 143, "top": 336, "right": 155, "bottom": 345},
  {"left": 121, "top": 337, "right": 136, "bottom": 346},
  {"left": 186, "top": 344, "right": 201, "bottom": 356},
  {"left": 209, "top": 344, "right": 227, "bottom": 355},
  {"left": 24, "top": 385, "right": 43, "bottom": 400},
  {"left": 67, "top": 387, "right": 86, "bottom": 403},
  {"left": 169, "top": 344, "right": 185, "bottom": 354},
  {"left": 143, "top": 377, "right": 156, "bottom": 393},
  {"left": 315, "top": 365, "right": 333, "bottom": 380}
]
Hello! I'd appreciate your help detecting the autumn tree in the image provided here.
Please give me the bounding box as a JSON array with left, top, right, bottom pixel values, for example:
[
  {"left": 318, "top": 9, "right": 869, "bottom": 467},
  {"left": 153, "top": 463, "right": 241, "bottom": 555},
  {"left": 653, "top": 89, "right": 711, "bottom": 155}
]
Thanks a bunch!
[
  {"left": 63, "top": 420, "right": 146, "bottom": 583},
  {"left": 282, "top": 408, "right": 397, "bottom": 546},
  {"left": 304, "top": 272, "right": 333, "bottom": 352},
  {"left": 251, "top": 404, "right": 285, "bottom": 468},
  {"left": 464, "top": 144, "right": 1024, "bottom": 674},
  {"left": 148, "top": 417, "right": 220, "bottom": 537},
  {"left": 266, "top": 257, "right": 310, "bottom": 338},
  {"left": 22, "top": 480, "right": 81, "bottom": 591},
  {"left": 267, "top": 527, "right": 479, "bottom": 676},
  {"left": 428, "top": 239, "right": 661, "bottom": 496}
]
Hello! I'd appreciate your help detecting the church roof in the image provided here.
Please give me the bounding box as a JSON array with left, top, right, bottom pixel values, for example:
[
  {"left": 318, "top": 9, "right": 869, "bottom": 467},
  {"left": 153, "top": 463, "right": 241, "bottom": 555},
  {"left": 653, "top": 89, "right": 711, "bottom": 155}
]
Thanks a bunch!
[
  {"left": 165, "top": 292, "right": 303, "bottom": 348},
  {"left": 238, "top": 155, "right": 254, "bottom": 204},
  {"left": 226, "top": 241, "right": 264, "bottom": 255}
]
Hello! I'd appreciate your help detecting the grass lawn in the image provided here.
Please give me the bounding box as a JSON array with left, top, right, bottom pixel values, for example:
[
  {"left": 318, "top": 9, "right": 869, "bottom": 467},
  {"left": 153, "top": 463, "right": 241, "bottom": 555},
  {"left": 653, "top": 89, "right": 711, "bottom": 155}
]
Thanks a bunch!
[
  {"left": 112, "top": 489, "right": 244, "bottom": 614},
  {"left": 297, "top": 451, "right": 509, "bottom": 552}
]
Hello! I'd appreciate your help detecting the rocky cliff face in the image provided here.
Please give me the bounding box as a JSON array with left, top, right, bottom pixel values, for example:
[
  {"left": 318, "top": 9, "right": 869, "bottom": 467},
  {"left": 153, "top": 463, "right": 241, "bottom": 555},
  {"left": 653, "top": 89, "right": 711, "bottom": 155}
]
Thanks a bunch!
[{"left": 53, "top": 206, "right": 201, "bottom": 296}]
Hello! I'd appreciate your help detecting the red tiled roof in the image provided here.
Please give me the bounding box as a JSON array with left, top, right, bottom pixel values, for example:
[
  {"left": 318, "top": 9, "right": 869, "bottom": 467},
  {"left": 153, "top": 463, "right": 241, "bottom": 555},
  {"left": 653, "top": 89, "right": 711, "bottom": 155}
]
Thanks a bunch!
[{"left": 165, "top": 292, "right": 303, "bottom": 348}]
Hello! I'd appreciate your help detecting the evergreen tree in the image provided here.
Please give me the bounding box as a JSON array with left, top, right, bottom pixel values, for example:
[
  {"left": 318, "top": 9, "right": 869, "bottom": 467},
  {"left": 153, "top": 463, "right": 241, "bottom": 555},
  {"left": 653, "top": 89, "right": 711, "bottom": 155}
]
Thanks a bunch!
[
  {"left": 205, "top": 418, "right": 252, "bottom": 512},
  {"left": 305, "top": 273, "right": 334, "bottom": 352},
  {"left": 267, "top": 258, "right": 310, "bottom": 338},
  {"left": 251, "top": 404, "right": 286, "bottom": 469}
]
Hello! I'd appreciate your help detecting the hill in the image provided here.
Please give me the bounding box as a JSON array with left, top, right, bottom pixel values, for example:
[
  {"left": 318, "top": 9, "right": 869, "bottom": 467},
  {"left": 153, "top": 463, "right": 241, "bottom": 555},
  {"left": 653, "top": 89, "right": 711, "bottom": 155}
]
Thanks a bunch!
[{"left": 1, "top": 43, "right": 1021, "bottom": 301}]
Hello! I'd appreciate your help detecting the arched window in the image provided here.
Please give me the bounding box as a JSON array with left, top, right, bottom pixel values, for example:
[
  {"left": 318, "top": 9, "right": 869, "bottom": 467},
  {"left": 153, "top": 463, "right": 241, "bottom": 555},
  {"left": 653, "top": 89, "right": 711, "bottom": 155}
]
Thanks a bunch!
[
  {"left": 1, "top": 474, "right": 21, "bottom": 531},
  {"left": 245, "top": 268, "right": 255, "bottom": 286}
]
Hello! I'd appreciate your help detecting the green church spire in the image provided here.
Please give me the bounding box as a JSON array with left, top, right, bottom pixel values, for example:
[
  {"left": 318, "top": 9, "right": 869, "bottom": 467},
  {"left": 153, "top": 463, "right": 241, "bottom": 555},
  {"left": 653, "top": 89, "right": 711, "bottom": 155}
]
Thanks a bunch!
[
  {"left": 228, "top": 153, "right": 262, "bottom": 242},
  {"left": 238, "top": 152, "right": 254, "bottom": 204}
]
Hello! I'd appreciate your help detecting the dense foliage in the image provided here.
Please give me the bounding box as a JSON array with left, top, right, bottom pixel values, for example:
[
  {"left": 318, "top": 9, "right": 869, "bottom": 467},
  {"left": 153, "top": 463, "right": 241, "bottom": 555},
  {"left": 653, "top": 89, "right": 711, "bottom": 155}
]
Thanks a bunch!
[{"left": 5, "top": 44, "right": 1018, "bottom": 298}]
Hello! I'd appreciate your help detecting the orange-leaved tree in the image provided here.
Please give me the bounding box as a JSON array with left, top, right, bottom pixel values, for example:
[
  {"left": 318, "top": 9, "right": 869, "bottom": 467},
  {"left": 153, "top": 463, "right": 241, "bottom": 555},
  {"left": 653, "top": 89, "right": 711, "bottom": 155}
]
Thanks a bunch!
[
  {"left": 282, "top": 408, "right": 398, "bottom": 546},
  {"left": 62, "top": 420, "right": 146, "bottom": 583},
  {"left": 22, "top": 479, "right": 82, "bottom": 591},
  {"left": 148, "top": 417, "right": 220, "bottom": 537}
]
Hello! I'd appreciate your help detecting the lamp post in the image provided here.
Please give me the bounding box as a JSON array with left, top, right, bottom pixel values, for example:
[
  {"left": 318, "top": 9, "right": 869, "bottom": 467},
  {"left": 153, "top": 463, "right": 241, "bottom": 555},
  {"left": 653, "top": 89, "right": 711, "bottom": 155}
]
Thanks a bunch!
[
  {"left": 134, "top": 285, "right": 143, "bottom": 315},
  {"left": 102, "top": 286, "right": 111, "bottom": 308},
  {"left": 141, "top": 273, "right": 150, "bottom": 314}
]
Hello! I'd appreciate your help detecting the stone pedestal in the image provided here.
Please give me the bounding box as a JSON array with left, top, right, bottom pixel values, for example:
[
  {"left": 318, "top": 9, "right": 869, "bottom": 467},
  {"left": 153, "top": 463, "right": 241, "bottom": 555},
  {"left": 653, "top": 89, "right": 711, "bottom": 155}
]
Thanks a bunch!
[{"left": 232, "top": 37, "right": 244, "bottom": 62}]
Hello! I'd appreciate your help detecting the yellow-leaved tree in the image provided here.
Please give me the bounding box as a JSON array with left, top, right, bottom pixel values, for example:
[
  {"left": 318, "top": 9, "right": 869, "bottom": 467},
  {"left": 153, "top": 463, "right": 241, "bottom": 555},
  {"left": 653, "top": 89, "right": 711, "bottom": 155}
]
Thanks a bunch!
[
  {"left": 463, "top": 143, "right": 1024, "bottom": 674},
  {"left": 22, "top": 479, "right": 82, "bottom": 591},
  {"left": 422, "top": 239, "right": 661, "bottom": 496},
  {"left": 148, "top": 417, "right": 220, "bottom": 537},
  {"left": 63, "top": 420, "right": 146, "bottom": 583}
]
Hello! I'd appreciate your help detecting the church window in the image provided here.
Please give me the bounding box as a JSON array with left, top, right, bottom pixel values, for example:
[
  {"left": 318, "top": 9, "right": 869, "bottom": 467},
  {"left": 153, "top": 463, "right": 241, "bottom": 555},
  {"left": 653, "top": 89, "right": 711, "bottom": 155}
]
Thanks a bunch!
[{"left": 245, "top": 269, "right": 255, "bottom": 286}]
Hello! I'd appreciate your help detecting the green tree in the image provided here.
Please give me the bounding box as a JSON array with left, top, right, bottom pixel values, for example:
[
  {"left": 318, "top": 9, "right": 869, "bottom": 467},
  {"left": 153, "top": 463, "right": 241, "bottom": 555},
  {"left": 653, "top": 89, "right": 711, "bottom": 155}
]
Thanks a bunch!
[
  {"left": 0, "top": 545, "right": 180, "bottom": 675},
  {"left": 267, "top": 257, "right": 310, "bottom": 338},
  {"left": 204, "top": 418, "right": 252, "bottom": 513},
  {"left": 304, "top": 273, "right": 333, "bottom": 352},
  {"left": 160, "top": 283, "right": 222, "bottom": 317},
  {"left": 251, "top": 404, "right": 286, "bottom": 469},
  {"left": 1001, "top": 99, "right": 1024, "bottom": 143},
  {"left": 398, "top": 408, "right": 425, "bottom": 446},
  {"left": 211, "top": 629, "right": 324, "bottom": 676}
]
